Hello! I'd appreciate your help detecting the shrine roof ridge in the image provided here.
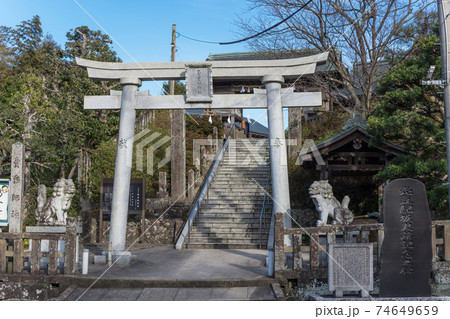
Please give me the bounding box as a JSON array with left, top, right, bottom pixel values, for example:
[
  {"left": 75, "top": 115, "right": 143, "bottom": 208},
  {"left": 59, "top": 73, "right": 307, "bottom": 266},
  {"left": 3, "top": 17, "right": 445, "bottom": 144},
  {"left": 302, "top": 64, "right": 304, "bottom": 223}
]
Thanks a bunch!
[{"left": 76, "top": 52, "right": 329, "bottom": 81}]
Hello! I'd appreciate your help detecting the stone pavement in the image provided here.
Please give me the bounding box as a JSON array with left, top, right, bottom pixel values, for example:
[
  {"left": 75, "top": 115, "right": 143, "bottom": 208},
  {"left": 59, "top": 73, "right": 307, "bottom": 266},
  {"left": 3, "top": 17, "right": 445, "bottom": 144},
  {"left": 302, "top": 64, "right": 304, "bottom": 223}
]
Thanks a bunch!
[
  {"left": 85, "top": 246, "right": 269, "bottom": 280},
  {"left": 65, "top": 286, "right": 276, "bottom": 301},
  {"left": 62, "top": 246, "right": 277, "bottom": 301}
]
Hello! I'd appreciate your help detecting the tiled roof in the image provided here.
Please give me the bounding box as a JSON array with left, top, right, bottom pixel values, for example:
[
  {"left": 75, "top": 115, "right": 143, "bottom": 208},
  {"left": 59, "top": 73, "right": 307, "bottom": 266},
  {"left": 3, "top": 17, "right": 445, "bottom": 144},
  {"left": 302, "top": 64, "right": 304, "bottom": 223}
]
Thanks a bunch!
[
  {"left": 249, "top": 120, "right": 269, "bottom": 136},
  {"left": 206, "top": 49, "right": 336, "bottom": 72}
]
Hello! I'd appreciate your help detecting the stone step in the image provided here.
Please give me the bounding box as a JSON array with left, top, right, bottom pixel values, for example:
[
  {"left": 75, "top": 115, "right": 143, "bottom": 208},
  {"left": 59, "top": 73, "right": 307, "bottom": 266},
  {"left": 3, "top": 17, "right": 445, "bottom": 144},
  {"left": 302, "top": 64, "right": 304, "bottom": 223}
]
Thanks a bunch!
[
  {"left": 216, "top": 171, "right": 269, "bottom": 175},
  {"left": 204, "top": 198, "right": 270, "bottom": 204},
  {"left": 200, "top": 209, "right": 268, "bottom": 215},
  {"left": 186, "top": 137, "right": 272, "bottom": 250},
  {"left": 206, "top": 195, "right": 270, "bottom": 201},
  {"left": 213, "top": 177, "right": 268, "bottom": 181},
  {"left": 208, "top": 189, "right": 266, "bottom": 195},
  {"left": 197, "top": 216, "right": 271, "bottom": 222},
  {"left": 188, "top": 231, "right": 269, "bottom": 239},
  {"left": 192, "top": 226, "right": 270, "bottom": 234},
  {"left": 194, "top": 222, "right": 272, "bottom": 229},
  {"left": 185, "top": 243, "right": 266, "bottom": 249},
  {"left": 199, "top": 210, "right": 267, "bottom": 216},
  {"left": 199, "top": 211, "right": 266, "bottom": 216},
  {"left": 209, "top": 182, "right": 265, "bottom": 187},
  {"left": 200, "top": 205, "right": 262, "bottom": 212},
  {"left": 215, "top": 172, "right": 269, "bottom": 176},
  {"left": 222, "top": 159, "right": 268, "bottom": 163},
  {"left": 228, "top": 145, "right": 269, "bottom": 148},
  {"left": 185, "top": 237, "right": 267, "bottom": 244},
  {"left": 224, "top": 165, "right": 270, "bottom": 169},
  {"left": 218, "top": 166, "right": 270, "bottom": 170},
  {"left": 225, "top": 156, "right": 268, "bottom": 159}
]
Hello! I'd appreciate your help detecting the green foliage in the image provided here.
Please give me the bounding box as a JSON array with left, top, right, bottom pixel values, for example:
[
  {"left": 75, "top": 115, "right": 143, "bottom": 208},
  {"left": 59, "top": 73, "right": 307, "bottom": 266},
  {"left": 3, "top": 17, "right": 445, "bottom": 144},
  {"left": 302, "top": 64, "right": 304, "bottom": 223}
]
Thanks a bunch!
[
  {"left": 0, "top": 16, "right": 122, "bottom": 224},
  {"left": 65, "top": 26, "right": 121, "bottom": 62},
  {"left": 288, "top": 157, "right": 316, "bottom": 210},
  {"left": 186, "top": 114, "right": 224, "bottom": 173},
  {"left": 367, "top": 23, "right": 448, "bottom": 219},
  {"left": 162, "top": 80, "right": 186, "bottom": 95},
  {"left": 302, "top": 111, "right": 349, "bottom": 144}
]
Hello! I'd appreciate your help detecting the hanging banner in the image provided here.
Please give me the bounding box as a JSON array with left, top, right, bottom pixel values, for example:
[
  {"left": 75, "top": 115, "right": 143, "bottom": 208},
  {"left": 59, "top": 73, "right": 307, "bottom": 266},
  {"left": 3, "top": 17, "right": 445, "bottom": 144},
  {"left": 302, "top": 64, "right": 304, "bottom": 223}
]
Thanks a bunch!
[{"left": 0, "top": 179, "right": 10, "bottom": 226}]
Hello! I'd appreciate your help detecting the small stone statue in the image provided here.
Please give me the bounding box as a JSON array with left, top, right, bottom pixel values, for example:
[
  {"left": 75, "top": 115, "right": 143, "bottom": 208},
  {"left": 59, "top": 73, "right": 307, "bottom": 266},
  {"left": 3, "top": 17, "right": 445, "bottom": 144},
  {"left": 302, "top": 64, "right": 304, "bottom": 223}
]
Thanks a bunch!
[
  {"left": 35, "top": 179, "right": 76, "bottom": 225},
  {"left": 308, "top": 180, "right": 354, "bottom": 226}
]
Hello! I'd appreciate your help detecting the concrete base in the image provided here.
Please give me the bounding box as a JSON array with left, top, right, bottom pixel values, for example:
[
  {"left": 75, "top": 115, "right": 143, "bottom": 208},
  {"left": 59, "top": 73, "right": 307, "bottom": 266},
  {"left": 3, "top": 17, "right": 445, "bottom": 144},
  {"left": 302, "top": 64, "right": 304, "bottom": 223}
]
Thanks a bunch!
[
  {"left": 93, "top": 251, "right": 136, "bottom": 265},
  {"left": 112, "top": 251, "right": 136, "bottom": 265},
  {"left": 94, "top": 255, "right": 107, "bottom": 265}
]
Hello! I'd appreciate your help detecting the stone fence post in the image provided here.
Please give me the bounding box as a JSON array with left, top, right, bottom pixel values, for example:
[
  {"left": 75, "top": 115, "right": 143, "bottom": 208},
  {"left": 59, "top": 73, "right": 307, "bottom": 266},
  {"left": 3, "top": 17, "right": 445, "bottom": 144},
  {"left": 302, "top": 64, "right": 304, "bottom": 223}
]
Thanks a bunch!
[
  {"left": 274, "top": 212, "right": 286, "bottom": 275},
  {"left": 64, "top": 217, "right": 77, "bottom": 275}
]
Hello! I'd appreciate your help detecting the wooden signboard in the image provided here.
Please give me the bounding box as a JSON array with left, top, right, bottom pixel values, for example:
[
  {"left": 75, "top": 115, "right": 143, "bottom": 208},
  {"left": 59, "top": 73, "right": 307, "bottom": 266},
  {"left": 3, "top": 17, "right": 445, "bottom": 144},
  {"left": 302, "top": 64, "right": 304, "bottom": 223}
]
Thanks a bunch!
[{"left": 99, "top": 178, "right": 146, "bottom": 243}]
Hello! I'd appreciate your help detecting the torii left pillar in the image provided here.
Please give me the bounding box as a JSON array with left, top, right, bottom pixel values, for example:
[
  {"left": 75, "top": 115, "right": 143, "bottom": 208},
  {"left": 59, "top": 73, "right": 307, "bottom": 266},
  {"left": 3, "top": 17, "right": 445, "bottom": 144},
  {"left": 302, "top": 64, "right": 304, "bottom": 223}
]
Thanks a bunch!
[
  {"left": 110, "top": 77, "right": 141, "bottom": 252},
  {"left": 262, "top": 75, "right": 292, "bottom": 234}
]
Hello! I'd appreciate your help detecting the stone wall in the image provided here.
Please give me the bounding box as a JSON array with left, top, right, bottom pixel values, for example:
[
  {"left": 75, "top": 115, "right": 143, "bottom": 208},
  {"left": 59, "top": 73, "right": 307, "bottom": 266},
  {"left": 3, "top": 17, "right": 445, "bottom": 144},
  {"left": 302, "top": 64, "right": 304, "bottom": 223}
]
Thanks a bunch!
[
  {"left": 95, "top": 202, "right": 190, "bottom": 245},
  {"left": 0, "top": 281, "right": 66, "bottom": 300}
]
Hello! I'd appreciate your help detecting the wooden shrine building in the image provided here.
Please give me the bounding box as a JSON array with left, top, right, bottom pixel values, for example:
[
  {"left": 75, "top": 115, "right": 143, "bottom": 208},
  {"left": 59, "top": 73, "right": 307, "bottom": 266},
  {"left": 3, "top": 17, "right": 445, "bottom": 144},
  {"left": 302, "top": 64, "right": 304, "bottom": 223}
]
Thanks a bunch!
[{"left": 299, "top": 114, "right": 407, "bottom": 214}]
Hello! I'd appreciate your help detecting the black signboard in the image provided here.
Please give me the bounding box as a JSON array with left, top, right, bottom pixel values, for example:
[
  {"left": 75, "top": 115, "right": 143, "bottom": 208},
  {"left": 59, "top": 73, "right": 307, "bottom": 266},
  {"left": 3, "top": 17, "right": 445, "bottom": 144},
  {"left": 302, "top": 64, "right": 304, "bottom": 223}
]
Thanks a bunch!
[
  {"left": 101, "top": 178, "right": 144, "bottom": 214},
  {"left": 99, "top": 178, "right": 146, "bottom": 243}
]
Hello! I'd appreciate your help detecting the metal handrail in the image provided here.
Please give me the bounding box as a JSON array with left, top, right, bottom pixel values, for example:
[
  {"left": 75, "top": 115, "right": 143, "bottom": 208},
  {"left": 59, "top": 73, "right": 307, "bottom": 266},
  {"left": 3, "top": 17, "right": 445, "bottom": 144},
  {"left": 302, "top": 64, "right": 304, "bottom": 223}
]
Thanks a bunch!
[
  {"left": 175, "top": 123, "right": 237, "bottom": 249},
  {"left": 259, "top": 175, "right": 271, "bottom": 249}
]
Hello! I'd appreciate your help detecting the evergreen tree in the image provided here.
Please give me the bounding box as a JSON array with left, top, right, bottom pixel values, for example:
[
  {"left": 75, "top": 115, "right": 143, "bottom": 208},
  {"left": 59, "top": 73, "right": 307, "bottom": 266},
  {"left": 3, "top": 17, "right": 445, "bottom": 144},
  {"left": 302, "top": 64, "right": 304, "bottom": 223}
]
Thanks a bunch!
[{"left": 367, "top": 20, "right": 448, "bottom": 218}]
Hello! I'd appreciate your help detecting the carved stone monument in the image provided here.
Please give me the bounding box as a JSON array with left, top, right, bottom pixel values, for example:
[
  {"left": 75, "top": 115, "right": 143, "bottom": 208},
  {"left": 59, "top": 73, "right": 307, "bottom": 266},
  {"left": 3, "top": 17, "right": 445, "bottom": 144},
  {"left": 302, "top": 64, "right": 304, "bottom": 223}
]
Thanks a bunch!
[
  {"left": 35, "top": 179, "right": 76, "bottom": 226},
  {"left": 309, "top": 180, "right": 354, "bottom": 226},
  {"left": 328, "top": 243, "right": 373, "bottom": 297},
  {"left": 156, "top": 172, "right": 168, "bottom": 198},
  {"left": 9, "top": 142, "right": 25, "bottom": 233},
  {"left": 379, "top": 178, "right": 432, "bottom": 297}
]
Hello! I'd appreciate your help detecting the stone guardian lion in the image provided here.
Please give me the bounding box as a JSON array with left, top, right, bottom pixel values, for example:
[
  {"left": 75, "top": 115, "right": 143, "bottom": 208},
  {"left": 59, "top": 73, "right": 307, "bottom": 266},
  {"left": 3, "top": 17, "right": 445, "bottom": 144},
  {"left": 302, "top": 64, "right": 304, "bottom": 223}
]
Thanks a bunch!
[{"left": 308, "top": 180, "right": 353, "bottom": 226}]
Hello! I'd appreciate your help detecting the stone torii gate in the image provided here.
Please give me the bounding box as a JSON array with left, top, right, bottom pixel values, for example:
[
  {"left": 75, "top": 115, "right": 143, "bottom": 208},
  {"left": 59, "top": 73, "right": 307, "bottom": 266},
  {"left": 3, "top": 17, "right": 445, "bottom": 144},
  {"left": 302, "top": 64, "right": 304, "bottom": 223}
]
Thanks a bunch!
[{"left": 77, "top": 52, "right": 328, "bottom": 253}]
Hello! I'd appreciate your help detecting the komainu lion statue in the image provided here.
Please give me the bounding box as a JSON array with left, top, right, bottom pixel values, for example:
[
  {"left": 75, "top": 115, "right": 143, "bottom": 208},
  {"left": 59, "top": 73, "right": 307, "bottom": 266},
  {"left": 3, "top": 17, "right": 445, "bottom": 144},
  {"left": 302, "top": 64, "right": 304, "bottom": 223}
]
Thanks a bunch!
[
  {"left": 308, "top": 180, "right": 354, "bottom": 226},
  {"left": 35, "top": 179, "right": 76, "bottom": 225}
]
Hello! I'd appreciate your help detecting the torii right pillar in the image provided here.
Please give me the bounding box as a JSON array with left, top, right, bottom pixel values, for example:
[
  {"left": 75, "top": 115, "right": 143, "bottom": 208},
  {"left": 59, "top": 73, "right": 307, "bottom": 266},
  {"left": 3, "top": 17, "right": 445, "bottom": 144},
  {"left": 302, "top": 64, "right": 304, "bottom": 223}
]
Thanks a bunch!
[{"left": 263, "top": 75, "right": 292, "bottom": 241}]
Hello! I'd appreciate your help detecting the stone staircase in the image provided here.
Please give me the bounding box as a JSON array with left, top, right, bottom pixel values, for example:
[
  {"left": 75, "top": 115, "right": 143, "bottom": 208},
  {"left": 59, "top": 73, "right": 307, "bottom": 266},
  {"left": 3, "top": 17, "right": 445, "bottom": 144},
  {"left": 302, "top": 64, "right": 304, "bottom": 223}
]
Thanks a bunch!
[{"left": 187, "top": 138, "right": 272, "bottom": 249}]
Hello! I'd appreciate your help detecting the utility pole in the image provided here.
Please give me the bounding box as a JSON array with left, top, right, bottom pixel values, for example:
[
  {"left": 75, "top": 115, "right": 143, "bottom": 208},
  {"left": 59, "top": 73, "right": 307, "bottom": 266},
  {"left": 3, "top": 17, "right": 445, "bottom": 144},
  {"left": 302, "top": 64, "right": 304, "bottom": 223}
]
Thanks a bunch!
[
  {"left": 169, "top": 24, "right": 176, "bottom": 95},
  {"left": 438, "top": 0, "right": 450, "bottom": 218},
  {"left": 170, "top": 24, "right": 187, "bottom": 202}
]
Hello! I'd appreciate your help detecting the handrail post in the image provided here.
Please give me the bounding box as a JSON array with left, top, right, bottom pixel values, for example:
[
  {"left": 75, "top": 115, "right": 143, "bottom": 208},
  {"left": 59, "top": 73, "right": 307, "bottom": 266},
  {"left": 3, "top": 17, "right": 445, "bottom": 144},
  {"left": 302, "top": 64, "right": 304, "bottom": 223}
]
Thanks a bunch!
[
  {"left": 259, "top": 175, "right": 270, "bottom": 249},
  {"left": 188, "top": 219, "right": 190, "bottom": 249},
  {"left": 259, "top": 220, "right": 262, "bottom": 247}
]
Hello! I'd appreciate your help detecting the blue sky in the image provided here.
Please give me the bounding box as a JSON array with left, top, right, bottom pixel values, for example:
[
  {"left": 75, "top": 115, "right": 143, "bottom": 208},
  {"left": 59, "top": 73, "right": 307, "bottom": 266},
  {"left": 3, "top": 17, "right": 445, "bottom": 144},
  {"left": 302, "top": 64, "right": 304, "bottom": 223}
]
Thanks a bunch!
[{"left": 0, "top": 0, "right": 284, "bottom": 127}]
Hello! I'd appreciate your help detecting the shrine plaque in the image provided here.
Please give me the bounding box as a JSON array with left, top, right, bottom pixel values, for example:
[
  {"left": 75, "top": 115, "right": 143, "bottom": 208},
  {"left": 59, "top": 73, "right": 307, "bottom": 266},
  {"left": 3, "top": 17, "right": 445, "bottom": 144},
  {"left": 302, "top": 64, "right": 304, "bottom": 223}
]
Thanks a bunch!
[
  {"left": 101, "top": 178, "right": 144, "bottom": 215},
  {"left": 0, "top": 179, "right": 10, "bottom": 226},
  {"left": 380, "top": 178, "right": 432, "bottom": 297},
  {"left": 328, "top": 243, "right": 373, "bottom": 297},
  {"left": 185, "top": 64, "right": 212, "bottom": 103}
]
